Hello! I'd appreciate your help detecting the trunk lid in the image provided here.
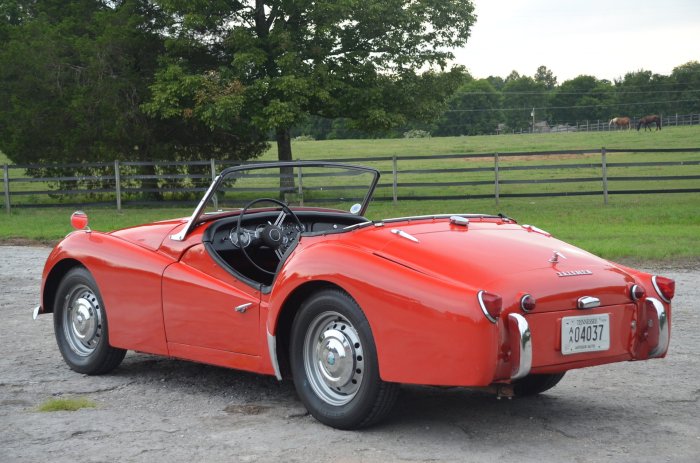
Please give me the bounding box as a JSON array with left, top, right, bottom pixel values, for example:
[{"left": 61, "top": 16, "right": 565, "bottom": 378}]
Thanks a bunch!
[{"left": 372, "top": 219, "right": 634, "bottom": 312}]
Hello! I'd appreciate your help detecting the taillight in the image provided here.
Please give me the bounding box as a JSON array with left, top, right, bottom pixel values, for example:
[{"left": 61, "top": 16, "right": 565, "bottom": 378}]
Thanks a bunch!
[
  {"left": 520, "top": 294, "right": 536, "bottom": 312},
  {"left": 478, "top": 291, "right": 502, "bottom": 323},
  {"left": 652, "top": 276, "right": 675, "bottom": 302},
  {"left": 630, "top": 285, "right": 645, "bottom": 301}
]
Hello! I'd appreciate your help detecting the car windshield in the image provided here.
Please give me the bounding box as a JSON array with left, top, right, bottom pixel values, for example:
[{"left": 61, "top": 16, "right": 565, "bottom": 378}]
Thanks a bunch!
[{"left": 172, "top": 162, "right": 380, "bottom": 241}]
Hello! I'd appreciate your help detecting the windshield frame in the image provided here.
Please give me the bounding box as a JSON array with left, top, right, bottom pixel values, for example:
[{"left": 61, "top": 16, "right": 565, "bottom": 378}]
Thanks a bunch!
[{"left": 171, "top": 161, "right": 381, "bottom": 241}]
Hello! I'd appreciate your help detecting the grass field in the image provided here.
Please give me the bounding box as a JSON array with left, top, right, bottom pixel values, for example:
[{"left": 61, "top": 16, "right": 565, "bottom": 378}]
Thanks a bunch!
[{"left": 2, "top": 127, "right": 699, "bottom": 263}]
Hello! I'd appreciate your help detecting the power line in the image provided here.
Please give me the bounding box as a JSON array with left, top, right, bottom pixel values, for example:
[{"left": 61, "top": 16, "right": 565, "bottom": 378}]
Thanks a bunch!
[
  {"left": 444, "top": 98, "right": 700, "bottom": 113},
  {"left": 460, "top": 89, "right": 700, "bottom": 96}
]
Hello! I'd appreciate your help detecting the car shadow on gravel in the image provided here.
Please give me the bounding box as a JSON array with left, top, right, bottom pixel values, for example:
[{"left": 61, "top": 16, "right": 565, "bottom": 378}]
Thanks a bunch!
[
  {"left": 380, "top": 384, "right": 643, "bottom": 441},
  {"left": 102, "top": 352, "right": 640, "bottom": 436}
]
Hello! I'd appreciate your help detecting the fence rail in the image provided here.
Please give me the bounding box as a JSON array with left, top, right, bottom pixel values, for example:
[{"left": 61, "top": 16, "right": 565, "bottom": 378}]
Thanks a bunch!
[{"left": 3, "top": 147, "right": 700, "bottom": 213}]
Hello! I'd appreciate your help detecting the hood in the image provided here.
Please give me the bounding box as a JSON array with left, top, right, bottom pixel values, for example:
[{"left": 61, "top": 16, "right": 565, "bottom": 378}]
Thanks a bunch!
[
  {"left": 110, "top": 219, "right": 186, "bottom": 251},
  {"left": 370, "top": 219, "right": 636, "bottom": 311}
]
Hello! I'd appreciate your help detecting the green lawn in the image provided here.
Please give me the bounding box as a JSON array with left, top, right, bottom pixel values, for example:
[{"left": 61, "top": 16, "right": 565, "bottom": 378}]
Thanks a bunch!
[{"left": 260, "top": 125, "right": 700, "bottom": 160}]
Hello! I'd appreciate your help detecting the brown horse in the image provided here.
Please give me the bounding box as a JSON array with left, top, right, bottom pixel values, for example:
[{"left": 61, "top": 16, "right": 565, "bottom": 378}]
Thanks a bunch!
[
  {"left": 609, "top": 117, "right": 631, "bottom": 130},
  {"left": 637, "top": 115, "right": 662, "bottom": 131}
]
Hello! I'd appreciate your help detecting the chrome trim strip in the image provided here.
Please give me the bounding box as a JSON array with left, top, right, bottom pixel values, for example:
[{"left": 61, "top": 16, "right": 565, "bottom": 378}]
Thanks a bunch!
[
  {"left": 651, "top": 276, "right": 671, "bottom": 303},
  {"left": 577, "top": 296, "right": 600, "bottom": 309},
  {"left": 477, "top": 290, "right": 497, "bottom": 324},
  {"left": 390, "top": 229, "right": 419, "bottom": 243},
  {"left": 508, "top": 313, "right": 532, "bottom": 380},
  {"left": 381, "top": 213, "right": 499, "bottom": 224},
  {"left": 267, "top": 330, "right": 283, "bottom": 380},
  {"left": 32, "top": 305, "right": 41, "bottom": 320},
  {"left": 647, "top": 297, "right": 670, "bottom": 358}
]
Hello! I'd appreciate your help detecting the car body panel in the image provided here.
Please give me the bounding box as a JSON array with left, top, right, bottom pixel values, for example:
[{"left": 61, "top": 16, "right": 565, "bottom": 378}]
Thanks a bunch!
[
  {"left": 38, "top": 162, "right": 672, "bottom": 397},
  {"left": 43, "top": 231, "right": 172, "bottom": 356}
]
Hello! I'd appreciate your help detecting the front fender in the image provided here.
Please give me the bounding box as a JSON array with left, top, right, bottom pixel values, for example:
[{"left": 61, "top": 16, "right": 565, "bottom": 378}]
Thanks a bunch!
[
  {"left": 40, "top": 231, "right": 174, "bottom": 356},
  {"left": 268, "top": 239, "right": 499, "bottom": 387}
]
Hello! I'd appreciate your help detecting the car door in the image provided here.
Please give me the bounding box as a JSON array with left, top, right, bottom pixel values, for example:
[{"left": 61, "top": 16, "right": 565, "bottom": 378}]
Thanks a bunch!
[{"left": 161, "top": 244, "right": 260, "bottom": 356}]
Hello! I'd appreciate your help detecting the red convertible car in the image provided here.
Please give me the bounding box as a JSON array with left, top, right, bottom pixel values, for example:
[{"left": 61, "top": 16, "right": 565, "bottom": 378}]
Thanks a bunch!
[{"left": 35, "top": 161, "right": 674, "bottom": 429}]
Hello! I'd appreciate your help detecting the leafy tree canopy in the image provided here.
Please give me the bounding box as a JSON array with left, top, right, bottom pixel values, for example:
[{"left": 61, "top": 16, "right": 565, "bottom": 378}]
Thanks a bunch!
[
  {"left": 144, "top": 0, "right": 477, "bottom": 161},
  {"left": 0, "top": 0, "right": 271, "bottom": 169},
  {"left": 435, "top": 78, "right": 503, "bottom": 136}
]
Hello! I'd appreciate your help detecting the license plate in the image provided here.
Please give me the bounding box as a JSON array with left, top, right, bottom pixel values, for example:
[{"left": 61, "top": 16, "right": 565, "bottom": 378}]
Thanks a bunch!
[{"left": 561, "top": 314, "right": 610, "bottom": 355}]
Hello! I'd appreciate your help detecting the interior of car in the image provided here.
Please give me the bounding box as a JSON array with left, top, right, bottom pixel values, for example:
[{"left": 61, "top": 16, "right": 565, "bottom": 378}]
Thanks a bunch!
[{"left": 203, "top": 209, "right": 368, "bottom": 287}]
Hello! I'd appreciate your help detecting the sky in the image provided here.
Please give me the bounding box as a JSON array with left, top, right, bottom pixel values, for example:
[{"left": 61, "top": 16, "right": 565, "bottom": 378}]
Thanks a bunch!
[{"left": 453, "top": 0, "right": 700, "bottom": 82}]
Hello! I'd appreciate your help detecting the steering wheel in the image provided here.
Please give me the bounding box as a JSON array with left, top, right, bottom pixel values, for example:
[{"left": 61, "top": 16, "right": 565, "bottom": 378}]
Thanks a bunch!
[{"left": 236, "top": 198, "right": 304, "bottom": 276}]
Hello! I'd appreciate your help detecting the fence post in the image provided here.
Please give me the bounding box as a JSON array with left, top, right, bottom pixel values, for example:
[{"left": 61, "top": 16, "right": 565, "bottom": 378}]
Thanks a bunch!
[
  {"left": 601, "top": 147, "right": 608, "bottom": 205},
  {"left": 3, "top": 164, "right": 10, "bottom": 214},
  {"left": 392, "top": 155, "right": 398, "bottom": 204},
  {"left": 494, "top": 153, "right": 500, "bottom": 206},
  {"left": 210, "top": 158, "right": 218, "bottom": 210},
  {"left": 296, "top": 159, "right": 304, "bottom": 207},
  {"left": 114, "top": 160, "right": 122, "bottom": 212}
]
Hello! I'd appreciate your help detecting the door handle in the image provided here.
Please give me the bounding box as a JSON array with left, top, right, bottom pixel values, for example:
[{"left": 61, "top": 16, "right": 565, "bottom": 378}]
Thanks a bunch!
[{"left": 234, "top": 303, "right": 253, "bottom": 313}]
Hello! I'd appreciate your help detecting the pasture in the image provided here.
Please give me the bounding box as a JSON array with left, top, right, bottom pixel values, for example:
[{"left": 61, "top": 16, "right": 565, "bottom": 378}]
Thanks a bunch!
[{"left": 1, "top": 127, "right": 699, "bottom": 262}]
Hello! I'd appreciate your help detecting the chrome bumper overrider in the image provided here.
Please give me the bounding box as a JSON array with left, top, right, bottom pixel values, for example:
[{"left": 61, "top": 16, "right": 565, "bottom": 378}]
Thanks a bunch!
[
  {"left": 646, "top": 297, "right": 670, "bottom": 358},
  {"left": 508, "top": 313, "right": 532, "bottom": 380}
]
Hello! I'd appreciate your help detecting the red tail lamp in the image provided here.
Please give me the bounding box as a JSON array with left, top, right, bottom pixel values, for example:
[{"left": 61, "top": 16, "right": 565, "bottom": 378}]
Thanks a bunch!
[
  {"left": 70, "top": 211, "right": 89, "bottom": 231},
  {"left": 478, "top": 291, "right": 502, "bottom": 323},
  {"left": 652, "top": 276, "right": 675, "bottom": 302}
]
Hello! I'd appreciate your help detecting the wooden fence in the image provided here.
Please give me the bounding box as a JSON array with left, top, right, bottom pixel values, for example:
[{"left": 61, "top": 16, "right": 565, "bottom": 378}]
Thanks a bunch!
[{"left": 3, "top": 147, "right": 700, "bottom": 213}]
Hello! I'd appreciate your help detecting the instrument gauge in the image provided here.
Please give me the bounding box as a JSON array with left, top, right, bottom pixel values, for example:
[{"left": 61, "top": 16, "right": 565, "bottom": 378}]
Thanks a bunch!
[{"left": 229, "top": 228, "right": 252, "bottom": 248}]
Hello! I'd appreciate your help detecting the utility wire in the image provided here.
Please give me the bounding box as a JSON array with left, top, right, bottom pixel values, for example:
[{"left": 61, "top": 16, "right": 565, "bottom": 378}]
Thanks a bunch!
[
  {"left": 444, "top": 98, "right": 700, "bottom": 113},
  {"left": 460, "top": 89, "right": 700, "bottom": 96}
]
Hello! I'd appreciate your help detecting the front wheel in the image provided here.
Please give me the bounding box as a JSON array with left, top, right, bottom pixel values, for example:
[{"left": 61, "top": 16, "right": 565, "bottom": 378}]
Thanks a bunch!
[
  {"left": 290, "top": 289, "right": 398, "bottom": 429},
  {"left": 53, "top": 267, "right": 126, "bottom": 375}
]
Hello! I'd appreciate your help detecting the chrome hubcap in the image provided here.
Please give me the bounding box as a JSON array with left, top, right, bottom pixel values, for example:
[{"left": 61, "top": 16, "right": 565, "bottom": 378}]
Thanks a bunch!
[
  {"left": 63, "top": 285, "right": 103, "bottom": 356},
  {"left": 304, "top": 312, "right": 365, "bottom": 406}
]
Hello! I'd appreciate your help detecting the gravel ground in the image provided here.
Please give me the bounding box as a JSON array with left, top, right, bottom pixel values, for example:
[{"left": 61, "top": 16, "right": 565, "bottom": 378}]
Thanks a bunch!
[{"left": 1, "top": 245, "right": 698, "bottom": 463}]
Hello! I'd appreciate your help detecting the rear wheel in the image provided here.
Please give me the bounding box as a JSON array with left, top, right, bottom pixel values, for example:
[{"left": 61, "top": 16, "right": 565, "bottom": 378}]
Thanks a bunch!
[
  {"left": 512, "top": 372, "right": 566, "bottom": 397},
  {"left": 53, "top": 267, "right": 126, "bottom": 375},
  {"left": 290, "top": 289, "right": 398, "bottom": 429}
]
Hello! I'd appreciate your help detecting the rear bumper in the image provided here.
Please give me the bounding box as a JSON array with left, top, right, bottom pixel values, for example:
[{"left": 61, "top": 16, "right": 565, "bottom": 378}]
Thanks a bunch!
[{"left": 505, "top": 297, "right": 670, "bottom": 378}]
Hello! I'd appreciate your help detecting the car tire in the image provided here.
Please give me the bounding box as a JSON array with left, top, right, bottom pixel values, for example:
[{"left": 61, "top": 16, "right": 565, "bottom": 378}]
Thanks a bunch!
[
  {"left": 290, "top": 288, "right": 399, "bottom": 429},
  {"left": 512, "top": 372, "right": 566, "bottom": 397},
  {"left": 53, "top": 267, "right": 126, "bottom": 375}
]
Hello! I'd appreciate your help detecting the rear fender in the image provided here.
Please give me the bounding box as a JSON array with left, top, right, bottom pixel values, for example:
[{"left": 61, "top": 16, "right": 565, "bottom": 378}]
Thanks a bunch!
[{"left": 268, "top": 240, "right": 499, "bottom": 386}]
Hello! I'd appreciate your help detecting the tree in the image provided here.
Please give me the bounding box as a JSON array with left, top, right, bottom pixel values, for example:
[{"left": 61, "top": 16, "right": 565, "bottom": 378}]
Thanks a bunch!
[
  {"left": 501, "top": 76, "right": 547, "bottom": 131},
  {"left": 615, "top": 70, "right": 670, "bottom": 118},
  {"left": 435, "top": 79, "right": 503, "bottom": 136},
  {"left": 534, "top": 65, "right": 557, "bottom": 90},
  {"left": 144, "top": 0, "right": 477, "bottom": 165},
  {"left": 0, "top": 1, "right": 267, "bottom": 198},
  {"left": 549, "top": 76, "right": 614, "bottom": 123},
  {"left": 669, "top": 61, "right": 700, "bottom": 115}
]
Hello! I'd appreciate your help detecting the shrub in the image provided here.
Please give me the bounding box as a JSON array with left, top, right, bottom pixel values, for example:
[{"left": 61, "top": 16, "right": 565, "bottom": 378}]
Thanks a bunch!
[{"left": 403, "top": 129, "right": 431, "bottom": 139}]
